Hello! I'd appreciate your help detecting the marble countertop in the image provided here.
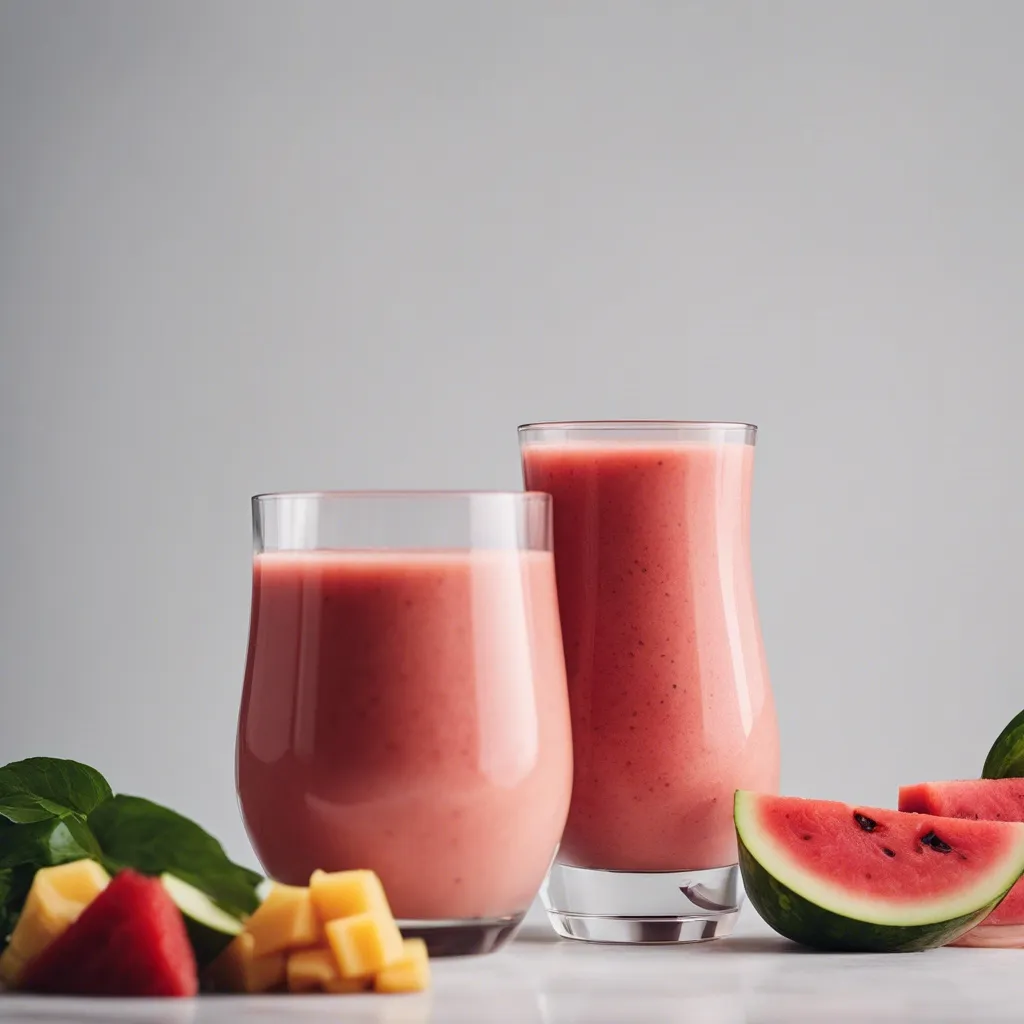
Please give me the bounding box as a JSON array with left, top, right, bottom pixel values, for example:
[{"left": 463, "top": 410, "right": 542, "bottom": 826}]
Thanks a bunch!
[{"left": 3, "top": 914, "right": 1022, "bottom": 1023}]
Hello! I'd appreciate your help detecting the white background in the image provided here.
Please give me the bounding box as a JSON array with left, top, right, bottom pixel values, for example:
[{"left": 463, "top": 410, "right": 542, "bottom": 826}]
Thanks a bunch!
[{"left": 2, "top": 2, "right": 1022, "bottom": 895}]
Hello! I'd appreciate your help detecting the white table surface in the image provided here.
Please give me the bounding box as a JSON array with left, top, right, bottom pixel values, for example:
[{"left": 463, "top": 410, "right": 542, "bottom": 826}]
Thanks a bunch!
[{"left": 2, "top": 913, "right": 1022, "bottom": 1023}]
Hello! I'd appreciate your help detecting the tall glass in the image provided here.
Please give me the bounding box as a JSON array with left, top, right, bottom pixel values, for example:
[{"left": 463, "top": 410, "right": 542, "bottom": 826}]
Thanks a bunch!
[
  {"left": 237, "top": 491, "right": 573, "bottom": 956},
  {"left": 520, "top": 422, "right": 780, "bottom": 943}
]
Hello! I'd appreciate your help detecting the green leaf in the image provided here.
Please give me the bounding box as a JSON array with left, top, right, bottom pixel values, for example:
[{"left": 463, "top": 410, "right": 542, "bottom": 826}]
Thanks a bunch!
[
  {"left": 0, "top": 758, "right": 112, "bottom": 819},
  {"left": 0, "top": 865, "right": 34, "bottom": 949},
  {"left": 0, "top": 793, "right": 78, "bottom": 824},
  {"left": 0, "top": 758, "right": 107, "bottom": 948},
  {"left": 0, "top": 816, "right": 100, "bottom": 869},
  {"left": 0, "top": 759, "right": 263, "bottom": 940},
  {"left": 89, "top": 795, "right": 261, "bottom": 917}
]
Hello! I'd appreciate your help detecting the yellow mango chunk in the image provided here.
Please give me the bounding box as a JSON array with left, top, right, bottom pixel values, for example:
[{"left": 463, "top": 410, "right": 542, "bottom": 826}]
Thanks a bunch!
[
  {"left": 244, "top": 882, "right": 320, "bottom": 957},
  {"left": 0, "top": 947, "right": 27, "bottom": 987},
  {"left": 286, "top": 947, "right": 341, "bottom": 993},
  {"left": 206, "top": 931, "right": 286, "bottom": 993},
  {"left": 374, "top": 938, "right": 431, "bottom": 994},
  {"left": 0, "top": 859, "right": 109, "bottom": 987},
  {"left": 309, "top": 869, "right": 391, "bottom": 922},
  {"left": 40, "top": 859, "right": 110, "bottom": 904},
  {"left": 324, "top": 976, "right": 372, "bottom": 994},
  {"left": 325, "top": 911, "right": 404, "bottom": 978}
]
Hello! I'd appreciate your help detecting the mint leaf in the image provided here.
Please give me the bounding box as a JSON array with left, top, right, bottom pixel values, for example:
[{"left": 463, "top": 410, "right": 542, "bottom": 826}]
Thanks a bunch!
[
  {"left": 0, "top": 758, "right": 111, "bottom": 945},
  {"left": 0, "top": 816, "right": 101, "bottom": 870},
  {"left": 0, "top": 793, "right": 78, "bottom": 824},
  {"left": 0, "top": 758, "right": 263, "bottom": 944},
  {"left": 0, "top": 866, "right": 34, "bottom": 947},
  {"left": 0, "top": 759, "right": 112, "bottom": 820},
  {"left": 89, "top": 795, "right": 261, "bottom": 916}
]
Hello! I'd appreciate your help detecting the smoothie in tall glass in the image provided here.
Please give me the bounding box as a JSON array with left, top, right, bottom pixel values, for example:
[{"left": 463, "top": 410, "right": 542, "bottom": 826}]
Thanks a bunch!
[{"left": 520, "top": 421, "right": 778, "bottom": 943}]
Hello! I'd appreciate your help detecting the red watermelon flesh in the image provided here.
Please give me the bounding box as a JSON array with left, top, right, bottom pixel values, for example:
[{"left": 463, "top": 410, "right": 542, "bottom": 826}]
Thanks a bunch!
[
  {"left": 21, "top": 869, "right": 197, "bottom": 997},
  {"left": 752, "top": 796, "right": 1022, "bottom": 906},
  {"left": 900, "top": 779, "right": 1024, "bottom": 928}
]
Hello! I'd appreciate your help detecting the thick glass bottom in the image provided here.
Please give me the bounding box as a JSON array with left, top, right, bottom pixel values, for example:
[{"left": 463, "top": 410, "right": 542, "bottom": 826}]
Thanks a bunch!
[
  {"left": 541, "top": 863, "right": 742, "bottom": 944},
  {"left": 398, "top": 912, "right": 526, "bottom": 957}
]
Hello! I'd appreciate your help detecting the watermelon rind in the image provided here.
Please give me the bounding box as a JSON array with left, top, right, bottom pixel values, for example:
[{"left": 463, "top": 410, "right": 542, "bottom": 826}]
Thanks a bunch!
[
  {"left": 983, "top": 709, "right": 1024, "bottom": 780},
  {"left": 160, "top": 873, "right": 243, "bottom": 968},
  {"left": 735, "top": 791, "right": 1024, "bottom": 952}
]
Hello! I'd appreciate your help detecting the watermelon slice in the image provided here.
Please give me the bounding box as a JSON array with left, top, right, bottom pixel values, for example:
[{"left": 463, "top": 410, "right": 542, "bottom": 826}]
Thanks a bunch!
[
  {"left": 900, "top": 779, "right": 1024, "bottom": 946},
  {"left": 735, "top": 791, "right": 1024, "bottom": 952},
  {"left": 20, "top": 869, "right": 198, "bottom": 997}
]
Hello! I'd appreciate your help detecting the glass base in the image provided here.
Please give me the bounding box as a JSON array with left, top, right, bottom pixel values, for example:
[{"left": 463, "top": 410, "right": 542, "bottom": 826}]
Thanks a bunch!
[
  {"left": 398, "top": 912, "right": 526, "bottom": 957},
  {"left": 541, "top": 863, "right": 742, "bottom": 944}
]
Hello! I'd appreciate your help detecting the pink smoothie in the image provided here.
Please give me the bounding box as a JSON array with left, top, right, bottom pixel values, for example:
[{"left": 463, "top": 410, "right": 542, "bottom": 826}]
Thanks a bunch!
[
  {"left": 522, "top": 440, "right": 779, "bottom": 871},
  {"left": 237, "top": 548, "right": 572, "bottom": 920}
]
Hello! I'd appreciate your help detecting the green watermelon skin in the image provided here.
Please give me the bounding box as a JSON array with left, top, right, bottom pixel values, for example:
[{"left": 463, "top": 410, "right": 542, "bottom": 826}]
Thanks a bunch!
[
  {"left": 983, "top": 709, "right": 1024, "bottom": 780},
  {"left": 21, "top": 869, "right": 197, "bottom": 997},
  {"left": 738, "top": 835, "right": 1002, "bottom": 952}
]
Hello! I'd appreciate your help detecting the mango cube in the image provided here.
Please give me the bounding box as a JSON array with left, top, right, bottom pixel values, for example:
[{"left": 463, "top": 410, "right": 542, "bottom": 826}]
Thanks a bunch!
[
  {"left": 286, "top": 947, "right": 341, "bottom": 993},
  {"left": 243, "top": 882, "right": 320, "bottom": 957},
  {"left": 374, "top": 938, "right": 430, "bottom": 994},
  {"left": 324, "top": 976, "right": 372, "bottom": 994},
  {"left": 325, "top": 911, "right": 404, "bottom": 978},
  {"left": 206, "top": 931, "right": 286, "bottom": 993},
  {"left": 310, "top": 869, "right": 392, "bottom": 922},
  {"left": 203, "top": 867, "right": 429, "bottom": 998},
  {"left": 0, "top": 859, "right": 109, "bottom": 987}
]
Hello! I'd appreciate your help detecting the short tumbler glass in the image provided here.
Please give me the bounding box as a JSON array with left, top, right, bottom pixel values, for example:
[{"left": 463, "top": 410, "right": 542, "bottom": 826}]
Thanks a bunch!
[{"left": 236, "top": 491, "right": 573, "bottom": 956}]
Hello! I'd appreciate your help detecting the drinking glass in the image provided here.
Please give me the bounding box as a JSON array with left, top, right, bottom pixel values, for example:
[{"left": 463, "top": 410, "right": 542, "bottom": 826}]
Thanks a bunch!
[
  {"left": 520, "top": 422, "right": 780, "bottom": 943},
  {"left": 237, "top": 491, "right": 573, "bottom": 956}
]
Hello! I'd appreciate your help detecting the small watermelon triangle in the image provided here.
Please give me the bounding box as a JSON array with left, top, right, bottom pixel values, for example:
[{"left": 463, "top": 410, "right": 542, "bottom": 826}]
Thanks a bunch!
[{"left": 21, "top": 868, "right": 198, "bottom": 997}]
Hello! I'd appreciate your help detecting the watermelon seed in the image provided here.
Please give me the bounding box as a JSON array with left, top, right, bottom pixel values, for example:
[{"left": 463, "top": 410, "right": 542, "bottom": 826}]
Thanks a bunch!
[
  {"left": 802, "top": 835, "right": 812, "bottom": 841},
  {"left": 854, "top": 813, "right": 878, "bottom": 832},
  {"left": 920, "top": 831, "right": 952, "bottom": 854},
  {"left": 883, "top": 848, "right": 895, "bottom": 858}
]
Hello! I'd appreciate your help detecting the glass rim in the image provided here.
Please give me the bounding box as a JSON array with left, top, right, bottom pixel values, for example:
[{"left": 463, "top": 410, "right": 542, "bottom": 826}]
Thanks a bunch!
[
  {"left": 518, "top": 419, "right": 756, "bottom": 432},
  {"left": 252, "top": 489, "right": 552, "bottom": 503}
]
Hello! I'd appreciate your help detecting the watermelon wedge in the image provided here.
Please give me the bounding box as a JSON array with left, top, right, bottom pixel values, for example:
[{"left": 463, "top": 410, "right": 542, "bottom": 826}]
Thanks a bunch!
[
  {"left": 900, "top": 779, "right": 1024, "bottom": 946},
  {"left": 735, "top": 791, "right": 1024, "bottom": 952},
  {"left": 20, "top": 869, "right": 198, "bottom": 997}
]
